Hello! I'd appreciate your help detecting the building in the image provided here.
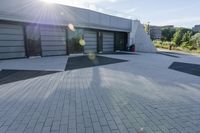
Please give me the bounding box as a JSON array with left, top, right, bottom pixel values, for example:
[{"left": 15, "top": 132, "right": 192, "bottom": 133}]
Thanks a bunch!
[
  {"left": 0, "top": 0, "right": 156, "bottom": 60},
  {"left": 149, "top": 26, "right": 162, "bottom": 40},
  {"left": 149, "top": 25, "right": 175, "bottom": 40},
  {"left": 161, "top": 25, "right": 174, "bottom": 29},
  {"left": 192, "top": 25, "right": 200, "bottom": 32}
]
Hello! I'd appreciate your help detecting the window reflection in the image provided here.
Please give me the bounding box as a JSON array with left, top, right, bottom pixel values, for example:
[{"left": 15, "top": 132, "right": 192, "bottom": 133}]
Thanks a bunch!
[
  {"left": 26, "top": 25, "right": 41, "bottom": 56},
  {"left": 68, "top": 29, "right": 84, "bottom": 54},
  {"left": 115, "top": 32, "right": 127, "bottom": 51}
]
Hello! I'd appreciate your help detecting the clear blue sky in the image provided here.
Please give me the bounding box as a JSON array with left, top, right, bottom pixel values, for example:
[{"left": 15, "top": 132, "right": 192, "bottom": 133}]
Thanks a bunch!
[{"left": 43, "top": 0, "right": 200, "bottom": 28}]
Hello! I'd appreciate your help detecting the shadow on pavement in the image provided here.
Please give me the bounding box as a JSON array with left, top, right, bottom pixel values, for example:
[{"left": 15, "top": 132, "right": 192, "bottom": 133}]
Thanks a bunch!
[
  {"left": 65, "top": 55, "right": 128, "bottom": 71},
  {"left": 169, "top": 62, "right": 200, "bottom": 77},
  {"left": 99, "top": 51, "right": 138, "bottom": 55},
  {"left": 0, "top": 70, "right": 60, "bottom": 85},
  {"left": 157, "top": 52, "right": 180, "bottom": 58}
]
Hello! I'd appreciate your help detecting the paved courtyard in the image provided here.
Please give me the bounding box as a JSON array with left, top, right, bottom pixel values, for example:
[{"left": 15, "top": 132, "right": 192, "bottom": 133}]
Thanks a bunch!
[
  {"left": 0, "top": 52, "right": 200, "bottom": 133},
  {"left": 0, "top": 56, "right": 68, "bottom": 71}
]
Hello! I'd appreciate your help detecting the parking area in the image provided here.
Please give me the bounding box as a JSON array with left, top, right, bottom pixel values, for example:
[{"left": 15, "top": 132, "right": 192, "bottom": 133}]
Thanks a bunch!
[{"left": 0, "top": 52, "right": 200, "bottom": 133}]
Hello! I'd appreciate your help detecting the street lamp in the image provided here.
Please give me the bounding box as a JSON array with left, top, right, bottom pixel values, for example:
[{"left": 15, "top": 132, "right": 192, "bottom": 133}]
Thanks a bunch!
[{"left": 147, "top": 21, "right": 150, "bottom": 35}]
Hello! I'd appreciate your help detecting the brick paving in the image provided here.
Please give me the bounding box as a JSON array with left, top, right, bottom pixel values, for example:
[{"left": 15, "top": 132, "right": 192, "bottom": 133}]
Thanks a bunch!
[{"left": 0, "top": 54, "right": 200, "bottom": 133}]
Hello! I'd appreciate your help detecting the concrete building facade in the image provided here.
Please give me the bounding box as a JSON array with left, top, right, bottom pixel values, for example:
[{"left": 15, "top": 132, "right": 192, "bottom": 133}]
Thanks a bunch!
[
  {"left": 149, "top": 26, "right": 162, "bottom": 40},
  {"left": 0, "top": 0, "right": 156, "bottom": 60}
]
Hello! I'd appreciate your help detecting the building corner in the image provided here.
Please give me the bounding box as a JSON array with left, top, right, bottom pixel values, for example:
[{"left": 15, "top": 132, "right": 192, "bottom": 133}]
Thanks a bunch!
[{"left": 128, "top": 20, "right": 157, "bottom": 53}]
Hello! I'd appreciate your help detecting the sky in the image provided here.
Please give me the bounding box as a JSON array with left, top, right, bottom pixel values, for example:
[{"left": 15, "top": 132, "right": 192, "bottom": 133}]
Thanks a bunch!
[{"left": 42, "top": 0, "right": 200, "bottom": 28}]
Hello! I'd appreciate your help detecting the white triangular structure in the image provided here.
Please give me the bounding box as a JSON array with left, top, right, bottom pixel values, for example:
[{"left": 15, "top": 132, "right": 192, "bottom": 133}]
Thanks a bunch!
[{"left": 129, "top": 20, "right": 157, "bottom": 52}]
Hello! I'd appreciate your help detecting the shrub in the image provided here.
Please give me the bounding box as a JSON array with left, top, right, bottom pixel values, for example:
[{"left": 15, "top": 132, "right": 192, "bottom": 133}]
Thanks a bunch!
[{"left": 190, "top": 46, "right": 197, "bottom": 51}]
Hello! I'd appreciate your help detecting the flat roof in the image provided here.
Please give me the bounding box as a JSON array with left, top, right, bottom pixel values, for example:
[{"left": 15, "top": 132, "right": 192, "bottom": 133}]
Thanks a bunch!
[{"left": 0, "top": 0, "right": 132, "bottom": 32}]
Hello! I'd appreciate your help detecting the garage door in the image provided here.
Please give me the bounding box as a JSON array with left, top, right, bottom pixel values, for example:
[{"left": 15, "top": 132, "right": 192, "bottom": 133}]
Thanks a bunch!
[
  {"left": 40, "top": 26, "right": 66, "bottom": 56},
  {"left": 84, "top": 31, "right": 97, "bottom": 53},
  {"left": 103, "top": 32, "right": 114, "bottom": 52},
  {"left": 0, "top": 24, "right": 25, "bottom": 59}
]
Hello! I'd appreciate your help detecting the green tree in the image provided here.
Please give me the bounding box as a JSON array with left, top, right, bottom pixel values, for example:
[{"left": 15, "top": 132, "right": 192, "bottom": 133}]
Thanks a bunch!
[
  {"left": 161, "top": 28, "right": 176, "bottom": 41},
  {"left": 190, "top": 33, "right": 200, "bottom": 48},
  {"left": 172, "top": 28, "right": 191, "bottom": 46},
  {"left": 182, "top": 31, "right": 192, "bottom": 43},
  {"left": 173, "top": 29, "right": 184, "bottom": 46},
  {"left": 172, "top": 28, "right": 195, "bottom": 46}
]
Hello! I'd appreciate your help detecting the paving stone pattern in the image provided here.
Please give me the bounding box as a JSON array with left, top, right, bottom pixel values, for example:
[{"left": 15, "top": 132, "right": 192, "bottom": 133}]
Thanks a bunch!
[
  {"left": 0, "top": 70, "right": 59, "bottom": 85},
  {"left": 0, "top": 54, "right": 200, "bottom": 133}
]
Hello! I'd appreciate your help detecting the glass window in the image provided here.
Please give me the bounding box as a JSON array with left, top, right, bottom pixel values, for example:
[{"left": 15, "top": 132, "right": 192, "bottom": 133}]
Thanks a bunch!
[
  {"left": 68, "top": 29, "right": 84, "bottom": 54},
  {"left": 115, "top": 32, "right": 127, "bottom": 51},
  {"left": 26, "top": 25, "right": 41, "bottom": 56}
]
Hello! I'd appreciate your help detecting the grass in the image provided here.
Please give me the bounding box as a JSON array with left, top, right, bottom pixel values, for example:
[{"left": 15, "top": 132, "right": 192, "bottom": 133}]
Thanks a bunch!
[{"left": 154, "top": 41, "right": 200, "bottom": 55}]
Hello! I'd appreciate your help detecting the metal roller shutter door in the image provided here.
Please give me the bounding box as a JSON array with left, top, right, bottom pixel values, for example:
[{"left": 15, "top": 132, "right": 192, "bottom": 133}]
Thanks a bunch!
[
  {"left": 0, "top": 24, "right": 25, "bottom": 59},
  {"left": 40, "top": 26, "right": 66, "bottom": 56},
  {"left": 103, "top": 32, "right": 114, "bottom": 52},
  {"left": 84, "top": 31, "right": 97, "bottom": 53}
]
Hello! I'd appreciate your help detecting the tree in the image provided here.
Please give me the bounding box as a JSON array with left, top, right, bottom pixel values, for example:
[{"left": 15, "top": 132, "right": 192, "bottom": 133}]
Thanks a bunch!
[
  {"left": 161, "top": 28, "right": 176, "bottom": 41},
  {"left": 190, "top": 33, "right": 200, "bottom": 48},
  {"left": 182, "top": 31, "right": 192, "bottom": 43},
  {"left": 173, "top": 29, "right": 184, "bottom": 46},
  {"left": 172, "top": 28, "right": 195, "bottom": 46}
]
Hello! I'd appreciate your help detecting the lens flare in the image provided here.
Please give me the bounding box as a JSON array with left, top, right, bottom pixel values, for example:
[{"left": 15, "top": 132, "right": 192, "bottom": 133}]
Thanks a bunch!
[
  {"left": 139, "top": 128, "right": 144, "bottom": 133},
  {"left": 40, "top": 0, "right": 54, "bottom": 4},
  {"left": 79, "top": 39, "right": 86, "bottom": 46},
  {"left": 60, "top": 12, "right": 64, "bottom": 16},
  {"left": 68, "top": 23, "right": 75, "bottom": 31},
  {"left": 88, "top": 52, "right": 96, "bottom": 60}
]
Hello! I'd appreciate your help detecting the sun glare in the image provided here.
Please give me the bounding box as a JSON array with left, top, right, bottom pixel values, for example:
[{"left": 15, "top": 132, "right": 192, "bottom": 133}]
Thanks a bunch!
[
  {"left": 41, "top": 0, "right": 55, "bottom": 4},
  {"left": 40, "top": 0, "right": 74, "bottom": 5}
]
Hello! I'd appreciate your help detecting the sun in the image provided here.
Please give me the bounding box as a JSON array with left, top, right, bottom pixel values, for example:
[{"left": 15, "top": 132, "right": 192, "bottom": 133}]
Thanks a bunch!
[
  {"left": 40, "top": 0, "right": 84, "bottom": 7},
  {"left": 40, "top": 0, "right": 71, "bottom": 5},
  {"left": 40, "top": 0, "right": 55, "bottom": 4}
]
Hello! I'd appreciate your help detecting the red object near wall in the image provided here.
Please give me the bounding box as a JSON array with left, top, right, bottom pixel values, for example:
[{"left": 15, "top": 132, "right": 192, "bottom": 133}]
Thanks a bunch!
[{"left": 130, "top": 44, "right": 135, "bottom": 52}]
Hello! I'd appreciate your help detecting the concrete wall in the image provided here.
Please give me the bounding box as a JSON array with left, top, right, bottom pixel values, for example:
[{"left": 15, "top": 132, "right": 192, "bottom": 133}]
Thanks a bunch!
[
  {"left": 0, "top": 0, "right": 157, "bottom": 53},
  {"left": 129, "top": 20, "right": 157, "bottom": 53},
  {"left": 0, "top": 0, "right": 131, "bottom": 32}
]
